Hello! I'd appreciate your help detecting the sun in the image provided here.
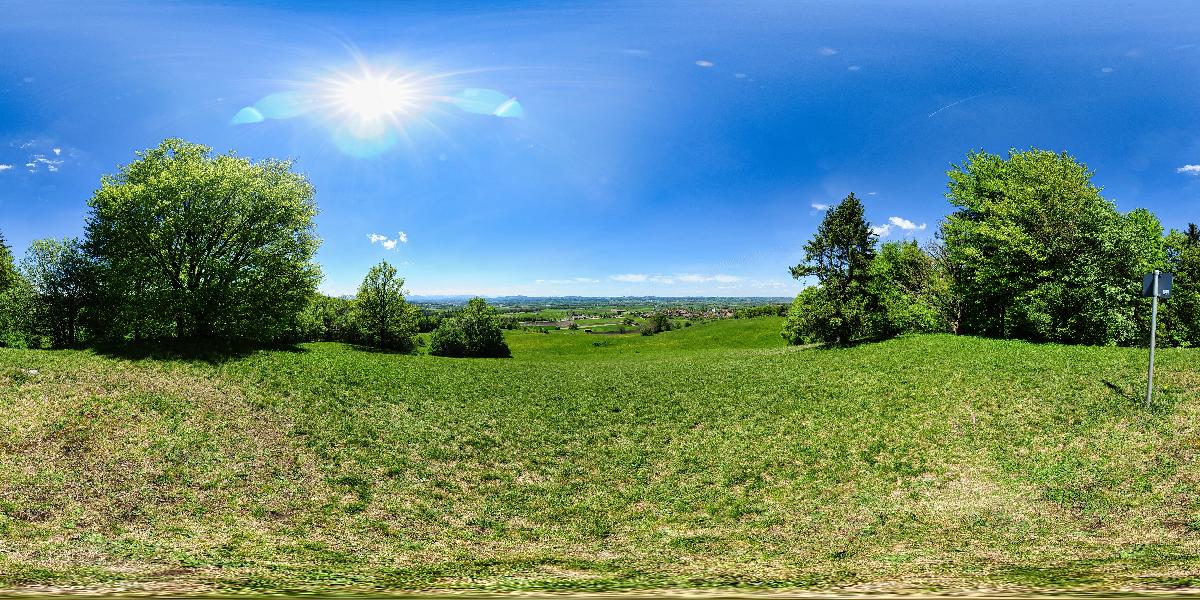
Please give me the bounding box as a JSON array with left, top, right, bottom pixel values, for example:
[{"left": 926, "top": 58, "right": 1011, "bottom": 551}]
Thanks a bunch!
[{"left": 327, "top": 69, "right": 422, "bottom": 123}]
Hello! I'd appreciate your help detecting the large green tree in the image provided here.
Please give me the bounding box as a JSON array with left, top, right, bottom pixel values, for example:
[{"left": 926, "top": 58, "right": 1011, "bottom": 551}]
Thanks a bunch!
[
  {"left": 85, "top": 138, "right": 320, "bottom": 342},
  {"left": 0, "top": 229, "right": 17, "bottom": 292},
  {"left": 940, "top": 149, "right": 1161, "bottom": 345},
  {"left": 784, "top": 192, "right": 877, "bottom": 344},
  {"left": 352, "top": 260, "right": 419, "bottom": 351},
  {"left": 1161, "top": 224, "right": 1200, "bottom": 346},
  {"left": 0, "top": 229, "right": 34, "bottom": 347},
  {"left": 21, "top": 238, "right": 96, "bottom": 347}
]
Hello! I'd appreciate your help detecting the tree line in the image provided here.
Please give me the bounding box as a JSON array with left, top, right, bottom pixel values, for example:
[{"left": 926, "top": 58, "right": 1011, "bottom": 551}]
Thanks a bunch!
[
  {"left": 0, "top": 139, "right": 509, "bottom": 358},
  {"left": 785, "top": 148, "right": 1200, "bottom": 347}
]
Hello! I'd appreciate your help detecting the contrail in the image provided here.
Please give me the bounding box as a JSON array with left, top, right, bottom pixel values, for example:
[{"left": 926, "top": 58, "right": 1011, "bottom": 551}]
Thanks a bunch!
[{"left": 928, "top": 91, "right": 992, "bottom": 118}]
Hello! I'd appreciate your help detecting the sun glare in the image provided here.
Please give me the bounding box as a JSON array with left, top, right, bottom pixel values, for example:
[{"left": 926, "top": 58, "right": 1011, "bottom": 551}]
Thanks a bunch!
[{"left": 327, "top": 70, "right": 422, "bottom": 123}]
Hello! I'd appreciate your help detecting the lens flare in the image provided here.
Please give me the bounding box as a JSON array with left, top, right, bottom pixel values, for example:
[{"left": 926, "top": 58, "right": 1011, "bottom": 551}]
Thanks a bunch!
[
  {"left": 329, "top": 72, "right": 420, "bottom": 122},
  {"left": 230, "top": 58, "right": 525, "bottom": 157}
]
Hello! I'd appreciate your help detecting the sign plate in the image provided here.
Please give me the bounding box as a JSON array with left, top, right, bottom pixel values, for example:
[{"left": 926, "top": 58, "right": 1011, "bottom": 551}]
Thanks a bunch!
[{"left": 1142, "top": 272, "right": 1174, "bottom": 298}]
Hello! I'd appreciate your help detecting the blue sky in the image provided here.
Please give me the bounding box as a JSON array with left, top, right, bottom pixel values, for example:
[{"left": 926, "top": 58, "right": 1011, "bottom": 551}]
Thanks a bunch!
[{"left": 2, "top": 1, "right": 1199, "bottom": 297}]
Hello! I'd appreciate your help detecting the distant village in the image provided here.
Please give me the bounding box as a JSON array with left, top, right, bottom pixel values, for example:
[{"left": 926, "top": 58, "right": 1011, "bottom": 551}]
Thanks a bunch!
[{"left": 519, "top": 307, "right": 738, "bottom": 329}]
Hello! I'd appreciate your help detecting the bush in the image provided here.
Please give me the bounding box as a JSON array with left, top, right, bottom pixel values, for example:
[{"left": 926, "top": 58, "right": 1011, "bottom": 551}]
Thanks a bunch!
[
  {"left": 641, "top": 312, "right": 672, "bottom": 336},
  {"left": 430, "top": 297, "right": 511, "bottom": 358},
  {"left": 781, "top": 287, "right": 826, "bottom": 345},
  {"left": 735, "top": 304, "right": 786, "bottom": 319},
  {"left": 866, "top": 241, "right": 950, "bottom": 338}
]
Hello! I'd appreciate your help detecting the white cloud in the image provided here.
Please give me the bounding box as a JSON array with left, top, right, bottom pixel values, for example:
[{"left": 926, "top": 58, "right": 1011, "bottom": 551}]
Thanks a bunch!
[
  {"left": 811, "top": 202, "right": 829, "bottom": 211},
  {"left": 1176, "top": 164, "right": 1200, "bottom": 175},
  {"left": 818, "top": 47, "right": 838, "bottom": 56},
  {"left": 25, "top": 155, "right": 64, "bottom": 173},
  {"left": 677, "top": 273, "right": 742, "bottom": 283},
  {"left": 13, "top": 139, "right": 71, "bottom": 173},
  {"left": 535, "top": 277, "right": 600, "bottom": 284},
  {"left": 1100, "top": 66, "right": 1114, "bottom": 74},
  {"left": 888, "top": 216, "right": 927, "bottom": 231},
  {"left": 610, "top": 273, "right": 740, "bottom": 284},
  {"left": 847, "top": 65, "right": 861, "bottom": 71},
  {"left": 368, "top": 231, "right": 407, "bottom": 250},
  {"left": 0, "top": 164, "right": 11, "bottom": 172},
  {"left": 871, "top": 224, "right": 891, "bottom": 237},
  {"left": 748, "top": 280, "right": 789, "bottom": 289},
  {"left": 734, "top": 73, "right": 747, "bottom": 79},
  {"left": 695, "top": 60, "right": 714, "bottom": 68}
]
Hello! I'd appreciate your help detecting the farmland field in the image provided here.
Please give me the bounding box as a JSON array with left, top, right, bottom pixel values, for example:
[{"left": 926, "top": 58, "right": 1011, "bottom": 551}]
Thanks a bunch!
[{"left": 1, "top": 316, "right": 1199, "bottom": 593}]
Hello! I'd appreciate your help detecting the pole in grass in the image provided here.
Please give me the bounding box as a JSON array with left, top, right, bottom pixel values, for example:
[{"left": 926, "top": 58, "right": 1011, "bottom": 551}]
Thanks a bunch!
[{"left": 1142, "top": 270, "right": 1174, "bottom": 408}]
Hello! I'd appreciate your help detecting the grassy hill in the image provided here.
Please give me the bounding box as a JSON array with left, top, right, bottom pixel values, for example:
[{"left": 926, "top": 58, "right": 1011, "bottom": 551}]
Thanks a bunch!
[{"left": 1, "top": 317, "right": 1199, "bottom": 593}]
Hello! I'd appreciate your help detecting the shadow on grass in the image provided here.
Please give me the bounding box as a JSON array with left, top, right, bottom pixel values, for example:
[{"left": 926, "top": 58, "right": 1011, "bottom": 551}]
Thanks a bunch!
[
  {"left": 1104, "top": 379, "right": 1140, "bottom": 404},
  {"left": 348, "top": 343, "right": 421, "bottom": 355},
  {"left": 89, "top": 339, "right": 309, "bottom": 364},
  {"left": 1103, "top": 378, "right": 1180, "bottom": 415},
  {"left": 794, "top": 336, "right": 890, "bottom": 351}
]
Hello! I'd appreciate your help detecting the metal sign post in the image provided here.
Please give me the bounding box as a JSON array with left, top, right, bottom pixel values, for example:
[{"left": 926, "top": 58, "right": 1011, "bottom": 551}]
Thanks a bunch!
[
  {"left": 1146, "top": 271, "right": 1159, "bottom": 408},
  {"left": 1141, "top": 270, "right": 1174, "bottom": 408}
]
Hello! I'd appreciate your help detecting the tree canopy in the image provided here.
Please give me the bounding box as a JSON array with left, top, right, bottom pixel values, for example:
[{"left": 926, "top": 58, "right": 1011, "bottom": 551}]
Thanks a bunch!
[
  {"left": 352, "top": 260, "right": 419, "bottom": 351},
  {"left": 940, "top": 149, "right": 1162, "bottom": 345},
  {"left": 85, "top": 138, "right": 320, "bottom": 342},
  {"left": 785, "top": 193, "right": 877, "bottom": 344},
  {"left": 21, "top": 238, "right": 96, "bottom": 347}
]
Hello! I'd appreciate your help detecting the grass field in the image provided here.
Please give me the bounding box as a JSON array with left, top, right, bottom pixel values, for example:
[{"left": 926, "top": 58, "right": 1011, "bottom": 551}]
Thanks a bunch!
[{"left": 2, "top": 317, "right": 1199, "bottom": 593}]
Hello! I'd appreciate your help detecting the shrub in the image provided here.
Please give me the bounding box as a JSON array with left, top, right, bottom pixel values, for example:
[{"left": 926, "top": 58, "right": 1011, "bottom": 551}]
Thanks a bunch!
[
  {"left": 641, "top": 312, "right": 672, "bottom": 336},
  {"left": 430, "top": 297, "right": 511, "bottom": 358}
]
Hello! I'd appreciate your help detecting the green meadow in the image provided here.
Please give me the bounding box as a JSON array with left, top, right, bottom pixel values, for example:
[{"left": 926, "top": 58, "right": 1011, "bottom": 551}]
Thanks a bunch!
[{"left": 1, "top": 316, "right": 1199, "bottom": 593}]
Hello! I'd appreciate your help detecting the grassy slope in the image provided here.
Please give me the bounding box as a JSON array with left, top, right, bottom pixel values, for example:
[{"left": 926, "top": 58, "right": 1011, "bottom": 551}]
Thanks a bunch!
[{"left": 1, "top": 317, "right": 1199, "bottom": 592}]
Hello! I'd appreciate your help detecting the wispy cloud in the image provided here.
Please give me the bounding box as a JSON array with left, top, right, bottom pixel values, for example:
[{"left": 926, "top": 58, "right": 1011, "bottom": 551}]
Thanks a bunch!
[
  {"left": 928, "top": 91, "right": 992, "bottom": 118},
  {"left": 817, "top": 46, "right": 838, "bottom": 56},
  {"left": 1176, "top": 164, "right": 1200, "bottom": 175},
  {"left": 26, "top": 155, "right": 64, "bottom": 173},
  {"left": 9, "top": 138, "right": 73, "bottom": 173},
  {"left": 368, "top": 231, "right": 407, "bottom": 250},
  {"left": 694, "top": 59, "right": 714, "bottom": 68},
  {"left": 535, "top": 277, "right": 600, "bottom": 284},
  {"left": 677, "top": 273, "right": 741, "bottom": 283},
  {"left": 888, "top": 216, "right": 926, "bottom": 231},
  {"left": 811, "top": 202, "right": 829, "bottom": 211},
  {"left": 847, "top": 65, "right": 861, "bottom": 72},
  {"left": 610, "top": 273, "right": 741, "bottom": 284}
]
